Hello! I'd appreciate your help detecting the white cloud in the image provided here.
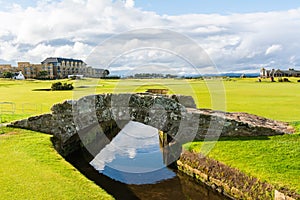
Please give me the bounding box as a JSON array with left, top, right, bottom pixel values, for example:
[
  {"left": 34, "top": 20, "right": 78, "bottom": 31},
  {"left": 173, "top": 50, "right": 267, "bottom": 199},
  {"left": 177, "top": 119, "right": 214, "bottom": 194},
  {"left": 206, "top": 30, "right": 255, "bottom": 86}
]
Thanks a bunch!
[
  {"left": 265, "top": 44, "right": 282, "bottom": 55},
  {"left": 124, "top": 0, "right": 134, "bottom": 8},
  {"left": 90, "top": 121, "right": 160, "bottom": 173},
  {"left": 0, "top": 41, "right": 20, "bottom": 61},
  {"left": 0, "top": 1, "right": 300, "bottom": 74},
  {"left": 22, "top": 42, "right": 93, "bottom": 64}
]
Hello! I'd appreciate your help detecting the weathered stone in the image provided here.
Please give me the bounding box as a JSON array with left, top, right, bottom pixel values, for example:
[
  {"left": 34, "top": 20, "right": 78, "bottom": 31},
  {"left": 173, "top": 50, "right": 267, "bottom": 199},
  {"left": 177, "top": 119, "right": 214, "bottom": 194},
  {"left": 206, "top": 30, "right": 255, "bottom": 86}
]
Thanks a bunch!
[
  {"left": 188, "top": 108, "right": 294, "bottom": 138},
  {"left": 231, "top": 187, "right": 243, "bottom": 199},
  {"left": 9, "top": 93, "right": 295, "bottom": 157},
  {"left": 275, "top": 190, "right": 286, "bottom": 200},
  {"left": 216, "top": 187, "right": 223, "bottom": 193},
  {"left": 210, "top": 177, "right": 223, "bottom": 187},
  {"left": 170, "top": 94, "right": 197, "bottom": 108},
  {"left": 274, "top": 190, "right": 297, "bottom": 200},
  {"left": 286, "top": 196, "right": 296, "bottom": 200},
  {"left": 222, "top": 183, "right": 231, "bottom": 194},
  {"left": 211, "top": 184, "right": 217, "bottom": 190},
  {"left": 193, "top": 169, "right": 208, "bottom": 182}
]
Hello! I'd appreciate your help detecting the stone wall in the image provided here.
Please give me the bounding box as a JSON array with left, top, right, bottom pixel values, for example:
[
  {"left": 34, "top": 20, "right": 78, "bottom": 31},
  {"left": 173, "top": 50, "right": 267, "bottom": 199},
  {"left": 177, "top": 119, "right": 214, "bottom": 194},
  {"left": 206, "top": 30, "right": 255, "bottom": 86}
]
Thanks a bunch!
[
  {"left": 9, "top": 93, "right": 294, "bottom": 157},
  {"left": 189, "top": 108, "right": 294, "bottom": 139}
]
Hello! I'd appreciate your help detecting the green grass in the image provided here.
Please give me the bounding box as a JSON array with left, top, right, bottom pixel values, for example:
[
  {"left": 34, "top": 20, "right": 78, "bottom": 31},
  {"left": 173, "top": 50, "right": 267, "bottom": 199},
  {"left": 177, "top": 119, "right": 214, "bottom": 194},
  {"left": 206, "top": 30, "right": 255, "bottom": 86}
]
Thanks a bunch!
[
  {"left": 0, "top": 127, "right": 114, "bottom": 200},
  {"left": 1, "top": 77, "right": 300, "bottom": 196},
  {"left": 291, "top": 121, "right": 300, "bottom": 132},
  {"left": 0, "top": 79, "right": 76, "bottom": 116},
  {"left": 184, "top": 132, "right": 300, "bottom": 194},
  {"left": 0, "top": 113, "right": 31, "bottom": 123},
  {"left": 221, "top": 78, "right": 300, "bottom": 122},
  {"left": 1, "top": 77, "right": 299, "bottom": 121}
]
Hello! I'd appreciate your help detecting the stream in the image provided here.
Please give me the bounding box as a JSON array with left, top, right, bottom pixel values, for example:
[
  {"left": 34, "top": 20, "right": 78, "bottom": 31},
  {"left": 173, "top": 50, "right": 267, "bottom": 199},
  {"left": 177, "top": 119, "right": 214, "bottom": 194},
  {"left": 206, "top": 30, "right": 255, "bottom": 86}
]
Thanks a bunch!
[{"left": 67, "top": 121, "right": 230, "bottom": 200}]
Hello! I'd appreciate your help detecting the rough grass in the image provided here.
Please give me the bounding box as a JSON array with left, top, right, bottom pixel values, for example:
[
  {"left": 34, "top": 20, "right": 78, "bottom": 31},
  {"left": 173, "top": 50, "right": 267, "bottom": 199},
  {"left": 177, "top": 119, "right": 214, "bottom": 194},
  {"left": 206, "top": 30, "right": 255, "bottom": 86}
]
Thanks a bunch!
[{"left": 0, "top": 127, "right": 114, "bottom": 200}]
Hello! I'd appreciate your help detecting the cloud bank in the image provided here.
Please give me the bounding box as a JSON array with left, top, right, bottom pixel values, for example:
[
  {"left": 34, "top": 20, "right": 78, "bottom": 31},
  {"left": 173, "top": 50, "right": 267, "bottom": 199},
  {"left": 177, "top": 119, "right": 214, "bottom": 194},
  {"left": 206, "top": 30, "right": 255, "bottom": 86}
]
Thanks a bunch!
[{"left": 1, "top": 0, "right": 300, "bottom": 75}]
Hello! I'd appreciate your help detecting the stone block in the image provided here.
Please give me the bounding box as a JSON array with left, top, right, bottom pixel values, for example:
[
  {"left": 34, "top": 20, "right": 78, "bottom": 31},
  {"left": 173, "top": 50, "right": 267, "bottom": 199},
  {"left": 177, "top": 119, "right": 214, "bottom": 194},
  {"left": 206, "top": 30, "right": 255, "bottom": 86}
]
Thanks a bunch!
[
  {"left": 231, "top": 187, "right": 243, "bottom": 199},
  {"left": 275, "top": 190, "right": 286, "bottom": 200}
]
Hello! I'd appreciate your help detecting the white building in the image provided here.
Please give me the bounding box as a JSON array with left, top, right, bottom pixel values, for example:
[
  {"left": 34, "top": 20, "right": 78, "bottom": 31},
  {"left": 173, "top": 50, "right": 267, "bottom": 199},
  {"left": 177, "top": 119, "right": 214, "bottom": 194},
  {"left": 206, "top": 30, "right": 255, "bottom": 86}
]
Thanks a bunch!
[{"left": 14, "top": 71, "right": 25, "bottom": 80}]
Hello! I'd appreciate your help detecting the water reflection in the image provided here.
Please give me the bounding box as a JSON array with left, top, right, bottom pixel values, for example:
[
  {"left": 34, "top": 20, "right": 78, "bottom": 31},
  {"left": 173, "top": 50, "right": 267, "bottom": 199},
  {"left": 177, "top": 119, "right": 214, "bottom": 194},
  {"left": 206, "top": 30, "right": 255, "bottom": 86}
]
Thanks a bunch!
[
  {"left": 90, "top": 121, "right": 176, "bottom": 184},
  {"left": 72, "top": 121, "right": 230, "bottom": 199}
]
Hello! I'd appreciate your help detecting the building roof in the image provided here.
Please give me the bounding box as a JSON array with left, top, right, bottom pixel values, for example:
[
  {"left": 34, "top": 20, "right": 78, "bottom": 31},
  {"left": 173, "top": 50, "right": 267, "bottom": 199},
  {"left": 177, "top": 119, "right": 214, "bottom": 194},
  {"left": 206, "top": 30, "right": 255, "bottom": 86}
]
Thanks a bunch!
[
  {"left": 41, "top": 57, "right": 86, "bottom": 64},
  {"left": 275, "top": 69, "right": 300, "bottom": 74}
]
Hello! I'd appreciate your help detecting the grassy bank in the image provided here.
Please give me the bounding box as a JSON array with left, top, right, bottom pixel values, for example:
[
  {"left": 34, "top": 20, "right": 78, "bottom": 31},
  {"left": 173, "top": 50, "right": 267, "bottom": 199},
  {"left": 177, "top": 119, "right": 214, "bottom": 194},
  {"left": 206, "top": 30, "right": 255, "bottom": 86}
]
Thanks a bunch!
[
  {"left": 184, "top": 131, "right": 300, "bottom": 194},
  {"left": 0, "top": 127, "right": 114, "bottom": 200}
]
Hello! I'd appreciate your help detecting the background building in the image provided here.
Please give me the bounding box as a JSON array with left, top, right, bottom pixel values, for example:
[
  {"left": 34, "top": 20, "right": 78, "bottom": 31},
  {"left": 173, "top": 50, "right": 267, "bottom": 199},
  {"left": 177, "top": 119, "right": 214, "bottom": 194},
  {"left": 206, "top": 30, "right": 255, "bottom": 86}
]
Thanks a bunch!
[
  {"left": 41, "top": 57, "right": 108, "bottom": 79},
  {"left": 0, "top": 57, "right": 109, "bottom": 79},
  {"left": 260, "top": 68, "right": 300, "bottom": 77},
  {"left": 41, "top": 57, "right": 86, "bottom": 79},
  {"left": 0, "top": 64, "right": 12, "bottom": 72},
  {"left": 273, "top": 68, "right": 300, "bottom": 77},
  {"left": 0, "top": 64, "right": 15, "bottom": 77},
  {"left": 18, "top": 62, "right": 43, "bottom": 79}
]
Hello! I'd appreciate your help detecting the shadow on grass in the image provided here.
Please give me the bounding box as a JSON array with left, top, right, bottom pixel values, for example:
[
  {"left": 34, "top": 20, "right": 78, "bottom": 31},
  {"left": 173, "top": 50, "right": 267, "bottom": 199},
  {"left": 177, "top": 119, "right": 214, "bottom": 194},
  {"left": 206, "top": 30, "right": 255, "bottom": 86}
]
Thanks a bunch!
[
  {"left": 193, "top": 135, "right": 271, "bottom": 142},
  {"left": 32, "top": 88, "right": 51, "bottom": 91}
]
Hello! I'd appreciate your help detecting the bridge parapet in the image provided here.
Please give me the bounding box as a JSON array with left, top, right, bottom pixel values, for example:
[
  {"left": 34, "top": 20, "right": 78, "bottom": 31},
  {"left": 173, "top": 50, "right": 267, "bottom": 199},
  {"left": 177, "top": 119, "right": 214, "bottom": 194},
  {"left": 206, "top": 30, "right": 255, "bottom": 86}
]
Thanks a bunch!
[{"left": 9, "top": 93, "right": 294, "bottom": 157}]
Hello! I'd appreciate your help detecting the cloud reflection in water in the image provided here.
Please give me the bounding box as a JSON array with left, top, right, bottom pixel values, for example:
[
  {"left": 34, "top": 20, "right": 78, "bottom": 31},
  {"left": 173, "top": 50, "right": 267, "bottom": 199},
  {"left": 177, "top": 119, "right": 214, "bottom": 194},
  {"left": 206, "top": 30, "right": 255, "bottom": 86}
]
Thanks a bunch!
[{"left": 90, "top": 121, "right": 176, "bottom": 184}]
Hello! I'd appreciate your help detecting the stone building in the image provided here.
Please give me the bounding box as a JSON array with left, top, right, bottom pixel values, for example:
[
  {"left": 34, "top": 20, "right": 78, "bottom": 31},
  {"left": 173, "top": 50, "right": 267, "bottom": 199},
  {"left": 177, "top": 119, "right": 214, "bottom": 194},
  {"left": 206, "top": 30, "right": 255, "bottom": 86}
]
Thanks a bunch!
[
  {"left": 0, "top": 64, "right": 15, "bottom": 77},
  {"left": 41, "top": 57, "right": 86, "bottom": 79},
  {"left": 0, "top": 64, "right": 12, "bottom": 71},
  {"left": 41, "top": 57, "right": 109, "bottom": 79},
  {"left": 1, "top": 57, "right": 109, "bottom": 79},
  {"left": 260, "top": 68, "right": 300, "bottom": 77},
  {"left": 90, "top": 68, "right": 110, "bottom": 78},
  {"left": 273, "top": 68, "right": 300, "bottom": 77},
  {"left": 18, "top": 62, "right": 43, "bottom": 79}
]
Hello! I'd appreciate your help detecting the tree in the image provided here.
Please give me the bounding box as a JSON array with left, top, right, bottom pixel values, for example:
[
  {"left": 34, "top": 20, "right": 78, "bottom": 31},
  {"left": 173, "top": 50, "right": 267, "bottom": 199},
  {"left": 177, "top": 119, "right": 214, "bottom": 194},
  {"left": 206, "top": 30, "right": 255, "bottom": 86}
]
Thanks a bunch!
[
  {"left": 3, "top": 72, "right": 14, "bottom": 79},
  {"left": 38, "top": 71, "right": 48, "bottom": 79},
  {"left": 103, "top": 70, "right": 110, "bottom": 77},
  {"left": 51, "top": 82, "right": 74, "bottom": 91}
]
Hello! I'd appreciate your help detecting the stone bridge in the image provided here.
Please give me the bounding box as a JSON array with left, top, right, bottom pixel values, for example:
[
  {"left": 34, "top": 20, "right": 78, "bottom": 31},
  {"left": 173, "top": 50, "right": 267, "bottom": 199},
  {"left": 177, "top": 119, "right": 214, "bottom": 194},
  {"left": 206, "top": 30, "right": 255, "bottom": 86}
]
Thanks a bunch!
[{"left": 9, "top": 93, "right": 294, "bottom": 159}]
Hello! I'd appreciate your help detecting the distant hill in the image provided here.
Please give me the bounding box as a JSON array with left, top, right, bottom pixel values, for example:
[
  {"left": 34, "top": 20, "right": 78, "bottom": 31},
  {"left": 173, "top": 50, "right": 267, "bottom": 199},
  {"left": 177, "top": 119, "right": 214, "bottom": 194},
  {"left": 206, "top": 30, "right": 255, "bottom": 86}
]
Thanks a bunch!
[
  {"left": 184, "top": 73, "right": 260, "bottom": 78},
  {"left": 218, "top": 73, "right": 260, "bottom": 77}
]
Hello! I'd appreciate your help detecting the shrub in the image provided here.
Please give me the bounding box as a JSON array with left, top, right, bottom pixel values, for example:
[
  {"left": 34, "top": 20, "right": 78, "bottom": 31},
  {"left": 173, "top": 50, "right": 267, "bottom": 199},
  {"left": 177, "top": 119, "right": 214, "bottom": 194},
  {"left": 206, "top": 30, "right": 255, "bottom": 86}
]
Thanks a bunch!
[
  {"left": 51, "top": 82, "right": 74, "bottom": 91},
  {"left": 2, "top": 71, "right": 14, "bottom": 78}
]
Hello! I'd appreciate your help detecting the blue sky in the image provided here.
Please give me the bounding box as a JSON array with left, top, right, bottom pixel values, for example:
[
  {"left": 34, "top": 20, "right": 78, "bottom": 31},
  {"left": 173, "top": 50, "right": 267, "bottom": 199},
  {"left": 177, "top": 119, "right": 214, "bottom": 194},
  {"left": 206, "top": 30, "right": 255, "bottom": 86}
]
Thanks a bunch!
[
  {"left": 3, "top": 0, "right": 300, "bottom": 14},
  {"left": 1, "top": 0, "right": 300, "bottom": 75},
  {"left": 135, "top": 0, "right": 300, "bottom": 15}
]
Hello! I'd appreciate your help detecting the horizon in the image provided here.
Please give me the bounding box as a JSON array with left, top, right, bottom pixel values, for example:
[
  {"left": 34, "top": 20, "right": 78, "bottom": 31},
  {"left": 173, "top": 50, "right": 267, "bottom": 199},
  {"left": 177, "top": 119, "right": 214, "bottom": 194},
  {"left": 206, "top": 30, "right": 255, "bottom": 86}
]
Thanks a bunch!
[{"left": 2, "top": 56, "right": 299, "bottom": 77}]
